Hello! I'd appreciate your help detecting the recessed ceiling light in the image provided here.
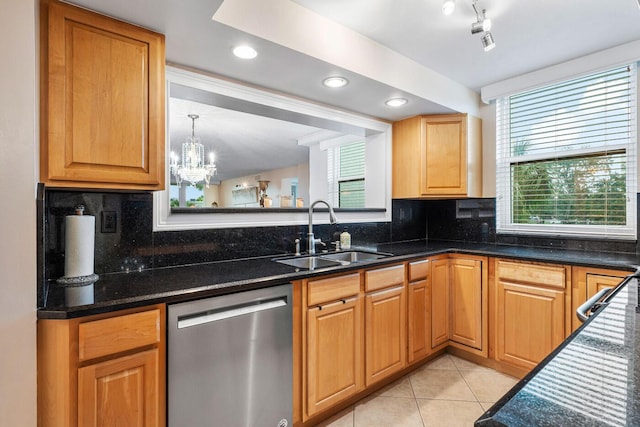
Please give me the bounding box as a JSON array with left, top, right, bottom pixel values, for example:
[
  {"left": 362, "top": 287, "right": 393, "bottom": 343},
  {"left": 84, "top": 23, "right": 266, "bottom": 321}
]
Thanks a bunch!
[
  {"left": 385, "top": 98, "right": 408, "bottom": 107},
  {"left": 322, "top": 76, "right": 349, "bottom": 88},
  {"left": 232, "top": 45, "right": 258, "bottom": 59}
]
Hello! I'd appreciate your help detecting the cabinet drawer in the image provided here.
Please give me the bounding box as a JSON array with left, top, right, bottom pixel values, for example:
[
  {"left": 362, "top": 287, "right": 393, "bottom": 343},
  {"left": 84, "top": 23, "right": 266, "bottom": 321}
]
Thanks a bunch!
[
  {"left": 497, "top": 260, "right": 566, "bottom": 289},
  {"left": 365, "top": 264, "right": 405, "bottom": 292},
  {"left": 408, "top": 259, "right": 429, "bottom": 282},
  {"left": 307, "top": 273, "right": 361, "bottom": 307},
  {"left": 78, "top": 309, "right": 161, "bottom": 362}
]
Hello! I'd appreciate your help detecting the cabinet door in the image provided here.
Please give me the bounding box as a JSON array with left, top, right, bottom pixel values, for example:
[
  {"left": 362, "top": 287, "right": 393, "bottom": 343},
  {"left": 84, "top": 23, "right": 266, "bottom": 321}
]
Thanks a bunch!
[
  {"left": 78, "top": 349, "right": 160, "bottom": 427},
  {"left": 408, "top": 278, "right": 430, "bottom": 363},
  {"left": 365, "top": 285, "right": 406, "bottom": 386},
  {"left": 306, "top": 297, "right": 363, "bottom": 418},
  {"left": 43, "top": 0, "right": 165, "bottom": 189},
  {"left": 421, "top": 116, "right": 466, "bottom": 195},
  {"left": 449, "top": 258, "right": 483, "bottom": 350},
  {"left": 571, "top": 266, "right": 627, "bottom": 331},
  {"left": 496, "top": 281, "right": 565, "bottom": 371},
  {"left": 586, "top": 273, "right": 624, "bottom": 298},
  {"left": 431, "top": 259, "right": 450, "bottom": 348},
  {"left": 407, "top": 279, "right": 431, "bottom": 363}
]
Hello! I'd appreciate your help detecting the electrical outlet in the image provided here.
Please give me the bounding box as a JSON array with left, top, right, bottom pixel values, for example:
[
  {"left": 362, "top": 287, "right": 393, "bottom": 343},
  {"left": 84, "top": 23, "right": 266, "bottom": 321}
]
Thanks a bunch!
[{"left": 101, "top": 211, "right": 117, "bottom": 233}]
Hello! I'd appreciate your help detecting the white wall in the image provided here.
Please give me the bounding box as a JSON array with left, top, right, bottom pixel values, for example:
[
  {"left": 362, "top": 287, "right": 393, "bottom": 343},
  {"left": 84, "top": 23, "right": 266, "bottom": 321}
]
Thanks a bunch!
[
  {"left": 219, "top": 163, "right": 308, "bottom": 207},
  {"left": 0, "top": 0, "right": 37, "bottom": 425},
  {"left": 480, "top": 103, "right": 497, "bottom": 198}
]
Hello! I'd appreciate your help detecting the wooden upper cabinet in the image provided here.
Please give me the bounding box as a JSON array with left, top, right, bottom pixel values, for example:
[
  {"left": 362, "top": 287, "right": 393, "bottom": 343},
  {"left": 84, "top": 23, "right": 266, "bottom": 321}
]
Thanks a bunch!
[
  {"left": 392, "top": 114, "right": 482, "bottom": 198},
  {"left": 40, "top": 0, "right": 165, "bottom": 189}
]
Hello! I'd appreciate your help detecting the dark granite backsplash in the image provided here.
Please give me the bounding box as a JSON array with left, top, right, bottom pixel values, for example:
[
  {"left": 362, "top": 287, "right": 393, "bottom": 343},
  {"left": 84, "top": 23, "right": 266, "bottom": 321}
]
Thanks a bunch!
[
  {"left": 426, "top": 198, "right": 496, "bottom": 243},
  {"left": 39, "top": 189, "right": 428, "bottom": 307},
  {"left": 39, "top": 188, "right": 639, "bottom": 308},
  {"left": 425, "top": 197, "right": 640, "bottom": 254}
]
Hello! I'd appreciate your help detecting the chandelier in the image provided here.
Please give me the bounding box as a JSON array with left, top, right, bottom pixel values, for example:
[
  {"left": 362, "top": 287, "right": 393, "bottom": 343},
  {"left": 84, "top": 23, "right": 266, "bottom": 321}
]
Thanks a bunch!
[{"left": 170, "top": 114, "right": 217, "bottom": 187}]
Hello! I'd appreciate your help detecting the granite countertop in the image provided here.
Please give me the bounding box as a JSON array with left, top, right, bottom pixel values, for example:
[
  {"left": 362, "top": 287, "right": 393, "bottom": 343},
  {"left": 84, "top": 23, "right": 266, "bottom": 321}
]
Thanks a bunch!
[
  {"left": 476, "top": 275, "right": 640, "bottom": 426},
  {"left": 39, "top": 239, "right": 640, "bottom": 319}
]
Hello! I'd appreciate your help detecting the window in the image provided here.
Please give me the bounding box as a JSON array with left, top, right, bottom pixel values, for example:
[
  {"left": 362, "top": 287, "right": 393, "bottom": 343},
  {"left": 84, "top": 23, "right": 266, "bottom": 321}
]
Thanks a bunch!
[
  {"left": 496, "top": 64, "right": 637, "bottom": 239},
  {"left": 328, "top": 140, "right": 365, "bottom": 208},
  {"left": 155, "top": 67, "right": 391, "bottom": 231}
]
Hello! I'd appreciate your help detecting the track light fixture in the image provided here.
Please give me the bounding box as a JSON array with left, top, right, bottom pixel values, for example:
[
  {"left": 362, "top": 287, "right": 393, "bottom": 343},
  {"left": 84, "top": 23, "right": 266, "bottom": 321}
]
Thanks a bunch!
[
  {"left": 444, "top": 0, "right": 495, "bottom": 52},
  {"left": 481, "top": 32, "right": 495, "bottom": 51},
  {"left": 470, "top": 10, "right": 491, "bottom": 33},
  {"left": 471, "top": 0, "right": 495, "bottom": 52}
]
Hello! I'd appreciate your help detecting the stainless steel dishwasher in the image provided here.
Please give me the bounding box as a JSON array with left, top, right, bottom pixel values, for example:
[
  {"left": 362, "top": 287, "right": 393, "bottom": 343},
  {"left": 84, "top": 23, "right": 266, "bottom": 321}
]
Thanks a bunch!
[{"left": 168, "top": 283, "right": 292, "bottom": 427}]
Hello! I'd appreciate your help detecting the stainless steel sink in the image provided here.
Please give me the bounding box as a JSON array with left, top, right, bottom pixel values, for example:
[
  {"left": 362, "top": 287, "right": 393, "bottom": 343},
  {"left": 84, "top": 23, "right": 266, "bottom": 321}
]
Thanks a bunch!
[
  {"left": 319, "top": 251, "right": 390, "bottom": 263},
  {"left": 274, "top": 256, "right": 343, "bottom": 270},
  {"left": 274, "top": 250, "right": 390, "bottom": 270}
]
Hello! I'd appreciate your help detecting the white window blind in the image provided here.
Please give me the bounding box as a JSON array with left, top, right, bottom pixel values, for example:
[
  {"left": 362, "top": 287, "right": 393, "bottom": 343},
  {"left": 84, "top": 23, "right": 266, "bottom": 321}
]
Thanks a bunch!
[
  {"left": 496, "top": 64, "right": 637, "bottom": 239},
  {"left": 327, "top": 140, "right": 365, "bottom": 208}
]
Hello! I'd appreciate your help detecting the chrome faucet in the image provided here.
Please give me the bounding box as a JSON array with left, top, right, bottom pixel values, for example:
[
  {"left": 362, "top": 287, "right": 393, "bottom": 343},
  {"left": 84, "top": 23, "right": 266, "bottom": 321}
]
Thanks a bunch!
[{"left": 307, "top": 199, "right": 338, "bottom": 254}]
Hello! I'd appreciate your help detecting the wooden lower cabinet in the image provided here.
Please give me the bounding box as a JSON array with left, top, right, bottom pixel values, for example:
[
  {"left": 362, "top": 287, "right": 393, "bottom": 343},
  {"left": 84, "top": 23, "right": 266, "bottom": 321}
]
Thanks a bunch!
[
  {"left": 364, "top": 285, "right": 406, "bottom": 386},
  {"left": 495, "top": 259, "right": 569, "bottom": 372},
  {"left": 306, "top": 297, "right": 363, "bottom": 417},
  {"left": 571, "top": 266, "right": 628, "bottom": 331},
  {"left": 295, "top": 256, "right": 629, "bottom": 425},
  {"left": 407, "top": 259, "right": 430, "bottom": 363},
  {"left": 78, "top": 349, "right": 160, "bottom": 427},
  {"left": 38, "top": 305, "right": 165, "bottom": 427},
  {"left": 449, "top": 256, "right": 486, "bottom": 355},
  {"left": 301, "top": 265, "right": 407, "bottom": 422},
  {"left": 430, "top": 258, "right": 450, "bottom": 349}
]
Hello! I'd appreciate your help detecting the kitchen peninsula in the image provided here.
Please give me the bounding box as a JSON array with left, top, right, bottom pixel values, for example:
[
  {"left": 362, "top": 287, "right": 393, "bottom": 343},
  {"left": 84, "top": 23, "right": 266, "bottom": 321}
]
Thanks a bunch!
[{"left": 476, "top": 273, "right": 640, "bottom": 426}]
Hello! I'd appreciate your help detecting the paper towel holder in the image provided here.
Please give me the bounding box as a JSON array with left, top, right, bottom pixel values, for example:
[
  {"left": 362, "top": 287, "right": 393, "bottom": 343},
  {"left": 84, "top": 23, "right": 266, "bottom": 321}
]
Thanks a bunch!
[
  {"left": 57, "top": 273, "right": 99, "bottom": 287},
  {"left": 56, "top": 204, "right": 99, "bottom": 287}
]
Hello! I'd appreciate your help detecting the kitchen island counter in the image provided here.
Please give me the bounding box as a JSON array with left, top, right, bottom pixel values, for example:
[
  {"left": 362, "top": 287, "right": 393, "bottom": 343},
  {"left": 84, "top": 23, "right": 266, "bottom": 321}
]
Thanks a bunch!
[{"left": 476, "top": 274, "right": 640, "bottom": 426}]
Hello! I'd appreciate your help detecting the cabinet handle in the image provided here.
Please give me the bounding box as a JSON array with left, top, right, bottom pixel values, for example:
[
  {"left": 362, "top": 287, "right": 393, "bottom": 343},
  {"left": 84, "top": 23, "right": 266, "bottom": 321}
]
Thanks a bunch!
[
  {"left": 177, "top": 296, "right": 288, "bottom": 329},
  {"left": 576, "top": 287, "right": 613, "bottom": 323},
  {"left": 313, "top": 296, "right": 357, "bottom": 311}
]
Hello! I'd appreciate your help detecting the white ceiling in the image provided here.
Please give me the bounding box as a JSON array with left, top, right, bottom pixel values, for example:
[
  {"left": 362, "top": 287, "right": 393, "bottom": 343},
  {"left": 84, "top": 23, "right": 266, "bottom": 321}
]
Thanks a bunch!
[
  {"left": 294, "top": 0, "right": 640, "bottom": 91},
  {"left": 66, "top": 0, "right": 640, "bottom": 121},
  {"left": 64, "top": 0, "right": 640, "bottom": 180}
]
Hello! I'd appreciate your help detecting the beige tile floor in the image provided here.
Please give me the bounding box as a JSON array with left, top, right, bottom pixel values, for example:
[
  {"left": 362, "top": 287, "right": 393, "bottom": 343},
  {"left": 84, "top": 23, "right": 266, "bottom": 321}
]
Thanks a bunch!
[{"left": 316, "top": 353, "right": 518, "bottom": 427}]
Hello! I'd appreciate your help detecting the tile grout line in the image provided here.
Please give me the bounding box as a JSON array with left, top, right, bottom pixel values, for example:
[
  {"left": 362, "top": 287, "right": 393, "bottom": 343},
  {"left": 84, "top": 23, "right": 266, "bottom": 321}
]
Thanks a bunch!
[
  {"left": 408, "top": 372, "right": 428, "bottom": 427},
  {"left": 452, "top": 357, "right": 484, "bottom": 407},
  {"left": 328, "top": 355, "right": 512, "bottom": 427}
]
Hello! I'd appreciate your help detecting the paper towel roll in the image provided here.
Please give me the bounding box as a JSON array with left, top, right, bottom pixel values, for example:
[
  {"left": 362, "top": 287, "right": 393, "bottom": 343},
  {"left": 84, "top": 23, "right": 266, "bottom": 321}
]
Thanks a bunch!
[
  {"left": 65, "top": 284, "right": 95, "bottom": 306},
  {"left": 64, "top": 214, "right": 95, "bottom": 277}
]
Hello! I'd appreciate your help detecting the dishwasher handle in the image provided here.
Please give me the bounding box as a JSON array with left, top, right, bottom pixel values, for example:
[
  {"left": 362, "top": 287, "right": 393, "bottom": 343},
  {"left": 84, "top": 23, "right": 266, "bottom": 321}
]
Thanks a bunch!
[
  {"left": 177, "top": 296, "right": 288, "bottom": 329},
  {"left": 576, "top": 287, "right": 613, "bottom": 323}
]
